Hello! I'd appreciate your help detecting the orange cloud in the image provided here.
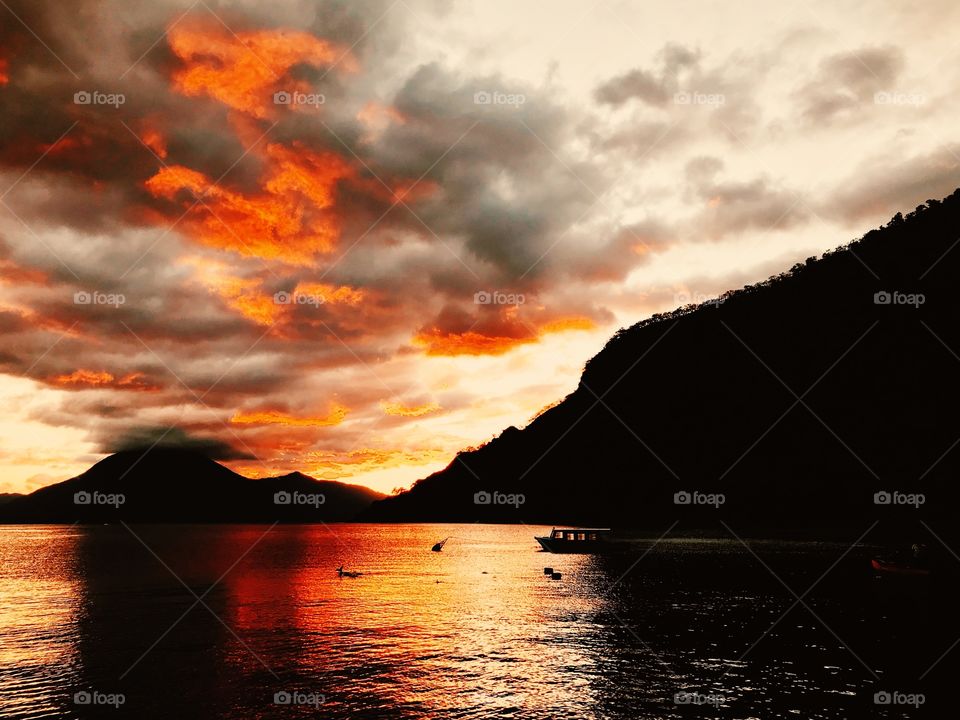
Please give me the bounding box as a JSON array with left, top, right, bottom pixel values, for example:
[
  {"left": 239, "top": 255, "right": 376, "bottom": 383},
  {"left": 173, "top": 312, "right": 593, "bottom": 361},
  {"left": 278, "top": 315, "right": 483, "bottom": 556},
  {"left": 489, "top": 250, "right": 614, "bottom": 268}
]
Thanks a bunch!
[
  {"left": 185, "top": 257, "right": 281, "bottom": 325},
  {"left": 295, "top": 282, "right": 365, "bottom": 305},
  {"left": 185, "top": 257, "right": 365, "bottom": 328},
  {"left": 413, "top": 316, "right": 595, "bottom": 356},
  {"left": 0, "top": 57, "right": 8, "bottom": 86},
  {"left": 140, "top": 124, "right": 168, "bottom": 159},
  {"left": 1, "top": 304, "right": 82, "bottom": 337},
  {"left": 146, "top": 142, "right": 355, "bottom": 264},
  {"left": 0, "top": 258, "right": 48, "bottom": 285},
  {"left": 36, "top": 136, "right": 90, "bottom": 157},
  {"left": 49, "top": 370, "right": 158, "bottom": 391},
  {"left": 380, "top": 400, "right": 441, "bottom": 417},
  {"left": 230, "top": 405, "right": 349, "bottom": 427},
  {"left": 52, "top": 369, "right": 113, "bottom": 386},
  {"left": 149, "top": 25, "right": 429, "bottom": 265},
  {"left": 413, "top": 329, "right": 536, "bottom": 356},
  {"left": 167, "top": 20, "right": 355, "bottom": 119}
]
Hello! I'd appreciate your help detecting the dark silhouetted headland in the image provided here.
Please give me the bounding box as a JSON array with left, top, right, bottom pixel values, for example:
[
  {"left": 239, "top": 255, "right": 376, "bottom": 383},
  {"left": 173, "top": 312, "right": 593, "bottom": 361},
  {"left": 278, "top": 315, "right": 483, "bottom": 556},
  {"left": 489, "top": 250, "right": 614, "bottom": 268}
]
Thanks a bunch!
[{"left": 364, "top": 189, "right": 960, "bottom": 537}]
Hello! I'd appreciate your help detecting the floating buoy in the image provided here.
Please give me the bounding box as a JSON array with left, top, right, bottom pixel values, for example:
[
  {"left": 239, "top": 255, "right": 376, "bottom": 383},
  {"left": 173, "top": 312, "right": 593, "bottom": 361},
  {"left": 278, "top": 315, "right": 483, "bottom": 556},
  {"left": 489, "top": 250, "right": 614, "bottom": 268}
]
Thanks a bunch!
[
  {"left": 551, "top": 572, "right": 562, "bottom": 580},
  {"left": 543, "top": 567, "right": 554, "bottom": 575}
]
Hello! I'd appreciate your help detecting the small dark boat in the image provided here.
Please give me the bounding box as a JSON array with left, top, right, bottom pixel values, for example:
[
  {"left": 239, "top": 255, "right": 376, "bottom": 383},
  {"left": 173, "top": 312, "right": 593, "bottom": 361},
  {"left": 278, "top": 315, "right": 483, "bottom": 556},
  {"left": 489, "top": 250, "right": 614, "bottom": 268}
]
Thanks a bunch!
[
  {"left": 871, "top": 558, "right": 929, "bottom": 577},
  {"left": 431, "top": 538, "right": 449, "bottom": 552},
  {"left": 336, "top": 565, "right": 362, "bottom": 578},
  {"left": 535, "top": 528, "right": 612, "bottom": 553}
]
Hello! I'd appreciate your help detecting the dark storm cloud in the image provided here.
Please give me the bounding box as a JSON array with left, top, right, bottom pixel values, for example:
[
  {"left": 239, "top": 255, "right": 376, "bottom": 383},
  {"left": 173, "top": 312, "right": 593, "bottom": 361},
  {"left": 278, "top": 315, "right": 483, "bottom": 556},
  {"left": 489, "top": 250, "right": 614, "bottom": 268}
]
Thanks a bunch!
[
  {"left": 0, "top": 1, "right": 205, "bottom": 192},
  {"left": 354, "top": 62, "right": 606, "bottom": 283},
  {"left": 104, "top": 425, "right": 255, "bottom": 459}
]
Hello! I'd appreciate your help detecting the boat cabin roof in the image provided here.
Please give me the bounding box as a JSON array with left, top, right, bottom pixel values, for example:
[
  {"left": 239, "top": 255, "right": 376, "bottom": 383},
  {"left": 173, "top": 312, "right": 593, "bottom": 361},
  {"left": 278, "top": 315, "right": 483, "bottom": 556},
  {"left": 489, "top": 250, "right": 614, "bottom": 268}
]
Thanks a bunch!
[{"left": 552, "top": 528, "right": 610, "bottom": 532}]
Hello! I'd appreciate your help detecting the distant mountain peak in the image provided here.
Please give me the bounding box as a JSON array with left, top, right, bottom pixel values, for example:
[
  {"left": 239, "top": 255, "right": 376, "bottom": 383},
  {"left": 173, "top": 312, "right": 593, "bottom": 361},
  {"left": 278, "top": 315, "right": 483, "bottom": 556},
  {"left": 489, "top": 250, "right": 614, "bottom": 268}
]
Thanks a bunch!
[
  {"left": 268, "top": 470, "right": 316, "bottom": 482},
  {"left": 0, "top": 448, "right": 383, "bottom": 524}
]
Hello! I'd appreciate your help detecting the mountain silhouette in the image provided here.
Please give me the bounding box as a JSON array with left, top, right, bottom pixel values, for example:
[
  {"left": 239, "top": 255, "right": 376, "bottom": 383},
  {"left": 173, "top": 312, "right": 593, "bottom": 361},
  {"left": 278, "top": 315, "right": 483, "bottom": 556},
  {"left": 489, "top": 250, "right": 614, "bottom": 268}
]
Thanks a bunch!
[
  {"left": 0, "top": 448, "right": 384, "bottom": 523},
  {"left": 364, "top": 189, "right": 960, "bottom": 536}
]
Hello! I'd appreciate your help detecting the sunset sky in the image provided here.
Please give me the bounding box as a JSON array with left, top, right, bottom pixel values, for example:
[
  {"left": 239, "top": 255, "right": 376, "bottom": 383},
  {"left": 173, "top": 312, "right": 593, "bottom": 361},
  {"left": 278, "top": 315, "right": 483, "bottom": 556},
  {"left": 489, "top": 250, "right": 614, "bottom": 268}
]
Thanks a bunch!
[{"left": 1, "top": 0, "right": 959, "bottom": 494}]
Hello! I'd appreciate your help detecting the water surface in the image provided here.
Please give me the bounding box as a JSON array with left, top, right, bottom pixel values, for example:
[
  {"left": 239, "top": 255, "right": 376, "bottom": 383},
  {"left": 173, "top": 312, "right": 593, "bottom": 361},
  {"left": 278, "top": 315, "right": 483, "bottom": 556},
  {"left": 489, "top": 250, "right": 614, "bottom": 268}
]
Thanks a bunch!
[{"left": 0, "top": 524, "right": 928, "bottom": 718}]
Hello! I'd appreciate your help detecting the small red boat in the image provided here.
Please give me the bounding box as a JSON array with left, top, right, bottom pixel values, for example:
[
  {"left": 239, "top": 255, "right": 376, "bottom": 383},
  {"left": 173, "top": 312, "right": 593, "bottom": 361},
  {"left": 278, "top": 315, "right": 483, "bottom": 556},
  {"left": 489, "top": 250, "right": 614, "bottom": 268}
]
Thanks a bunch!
[{"left": 871, "top": 558, "right": 929, "bottom": 577}]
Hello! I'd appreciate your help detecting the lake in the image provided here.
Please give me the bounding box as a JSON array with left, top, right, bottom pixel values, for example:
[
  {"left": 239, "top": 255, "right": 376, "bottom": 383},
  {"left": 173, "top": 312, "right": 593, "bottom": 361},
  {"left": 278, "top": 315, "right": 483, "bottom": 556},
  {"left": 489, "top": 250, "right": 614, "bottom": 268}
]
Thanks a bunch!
[{"left": 0, "top": 524, "right": 929, "bottom": 718}]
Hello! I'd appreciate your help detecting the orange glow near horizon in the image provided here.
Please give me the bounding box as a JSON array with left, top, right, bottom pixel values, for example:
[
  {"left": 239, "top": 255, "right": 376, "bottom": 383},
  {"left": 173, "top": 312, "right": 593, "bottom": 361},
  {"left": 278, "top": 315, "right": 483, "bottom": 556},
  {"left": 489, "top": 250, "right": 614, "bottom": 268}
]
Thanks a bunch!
[
  {"left": 229, "top": 446, "right": 451, "bottom": 486},
  {"left": 230, "top": 405, "right": 349, "bottom": 427}
]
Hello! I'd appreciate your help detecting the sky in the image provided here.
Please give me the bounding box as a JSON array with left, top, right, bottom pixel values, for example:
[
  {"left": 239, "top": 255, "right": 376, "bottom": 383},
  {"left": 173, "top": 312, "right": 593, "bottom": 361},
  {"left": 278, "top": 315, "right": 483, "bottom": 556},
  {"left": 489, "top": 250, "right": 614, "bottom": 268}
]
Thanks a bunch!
[{"left": 1, "top": 0, "right": 959, "bottom": 494}]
